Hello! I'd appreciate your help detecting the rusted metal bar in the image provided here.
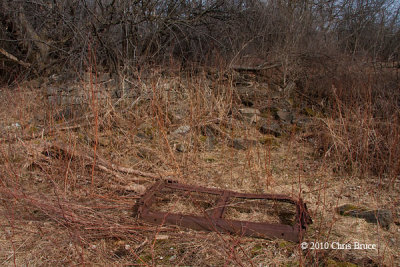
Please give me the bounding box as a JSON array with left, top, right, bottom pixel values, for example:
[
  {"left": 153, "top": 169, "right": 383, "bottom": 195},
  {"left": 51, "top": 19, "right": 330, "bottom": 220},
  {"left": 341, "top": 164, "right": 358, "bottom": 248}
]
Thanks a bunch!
[
  {"left": 135, "top": 179, "right": 312, "bottom": 242},
  {"left": 212, "top": 190, "right": 230, "bottom": 219}
]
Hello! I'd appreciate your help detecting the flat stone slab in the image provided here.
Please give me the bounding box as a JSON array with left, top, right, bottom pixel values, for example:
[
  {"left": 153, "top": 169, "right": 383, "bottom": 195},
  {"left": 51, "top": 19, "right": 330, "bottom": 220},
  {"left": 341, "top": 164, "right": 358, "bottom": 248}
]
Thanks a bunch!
[{"left": 336, "top": 204, "right": 393, "bottom": 229}]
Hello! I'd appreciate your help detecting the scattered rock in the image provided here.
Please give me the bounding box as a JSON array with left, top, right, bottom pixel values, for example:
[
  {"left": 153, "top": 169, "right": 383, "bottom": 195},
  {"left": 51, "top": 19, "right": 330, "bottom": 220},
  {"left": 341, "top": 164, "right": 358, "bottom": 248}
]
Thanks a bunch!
[
  {"left": 260, "top": 101, "right": 292, "bottom": 121},
  {"left": 275, "top": 109, "right": 294, "bottom": 123},
  {"left": 167, "top": 109, "right": 187, "bottom": 123},
  {"left": 336, "top": 204, "right": 393, "bottom": 229},
  {"left": 124, "top": 184, "right": 146, "bottom": 194},
  {"left": 238, "top": 108, "right": 260, "bottom": 117},
  {"left": 137, "top": 124, "right": 155, "bottom": 139},
  {"left": 294, "top": 117, "right": 312, "bottom": 129},
  {"left": 232, "top": 138, "right": 246, "bottom": 150},
  {"left": 136, "top": 132, "right": 149, "bottom": 139},
  {"left": 258, "top": 122, "right": 282, "bottom": 137},
  {"left": 250, "top": 114, "right": 264, "bottom": 123},
  {"left": 206, "top": 137, "right": 217, "bottom": 149},
  {"left": 169, "top": 255, "right": 177, "bottom": 261},
  {"left": 175, "top": 143, "right": 187, "bottom": 152},
  {"left": 283, "top": 81, "right": 296, "bottom": 95},
  {"left": 173, "top": 125, "right": 190, "bottom": 135},
  {"left": 359, "top": 210, "right": 393, "bottom": 229},
  {"left": 336, "top": 204, "right": 366, "bottom": 215},
  {"left": 5, "top": 122, "right": 21, "bottom": 131},
  {"left": 230, "top": 138, "right": 257, "bottom": 150},
  {"left": 238, "top": 108, "right": 263, "bottom": 123},
  {"left": 199, "top": 126, "right": 218, "bottom": 151}
]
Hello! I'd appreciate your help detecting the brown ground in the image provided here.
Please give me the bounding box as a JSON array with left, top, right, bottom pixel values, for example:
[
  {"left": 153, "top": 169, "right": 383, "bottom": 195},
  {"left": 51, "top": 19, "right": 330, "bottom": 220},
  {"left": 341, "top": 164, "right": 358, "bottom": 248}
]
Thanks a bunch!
[{"left": 0, "top": 73, "right": 399, "bottom": 266}]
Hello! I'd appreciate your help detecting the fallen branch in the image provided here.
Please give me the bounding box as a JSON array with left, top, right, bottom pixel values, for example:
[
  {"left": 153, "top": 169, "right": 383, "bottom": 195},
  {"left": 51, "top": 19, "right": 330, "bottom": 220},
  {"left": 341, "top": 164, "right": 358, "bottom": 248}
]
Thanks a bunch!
[
  {"left": 230, "top": 63, "right": 282, "bottom": 72},
  {"left": 45, "top": 141, "right": 161, "bottom": 180},
  {"left": 1, "top": 115, "right": 93, "bottom": 144},
  {"left": 0, "top": 47, "right": 31, "bottom": 67}
]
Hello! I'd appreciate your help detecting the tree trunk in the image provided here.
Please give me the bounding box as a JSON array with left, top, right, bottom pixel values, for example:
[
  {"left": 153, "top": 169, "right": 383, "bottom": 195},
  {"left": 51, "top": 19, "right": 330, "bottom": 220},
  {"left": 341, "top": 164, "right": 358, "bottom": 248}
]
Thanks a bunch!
[{"left": 17, "top": 5, "right": 49, "bottom": 68}]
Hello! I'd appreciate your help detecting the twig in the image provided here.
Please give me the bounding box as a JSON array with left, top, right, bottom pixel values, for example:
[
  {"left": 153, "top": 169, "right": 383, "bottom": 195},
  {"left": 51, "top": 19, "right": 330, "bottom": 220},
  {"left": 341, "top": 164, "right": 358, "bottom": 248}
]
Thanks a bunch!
[
  {"left": 45, "top": 141, "right": 161, "bottom": 180},
  {"left": 230, "top": 63, "right": 282, "bottom": 72},
  {"left": 0, "top": 116, "right": 93, "bottom": 144},
  {"left": 0, "top": 47, "right": 31, "bottom": 67}
]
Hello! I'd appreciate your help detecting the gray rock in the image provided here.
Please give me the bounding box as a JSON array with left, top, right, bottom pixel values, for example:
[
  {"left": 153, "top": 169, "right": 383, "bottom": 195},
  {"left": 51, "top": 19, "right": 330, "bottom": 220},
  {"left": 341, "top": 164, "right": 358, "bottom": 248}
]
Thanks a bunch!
[
  {"left": 238, "top": 108, "right": 263, "bottom": 123},
  {"left": 249, "top": 114, "right": 264, "bottom": 123},
  {"left": 258, "top": 123, "right": 282, "bottom": 137},
  {"left": 230, "top": 138, "right": 257, "bottom": 150},
  {"left": 173, "top": 125, "right": 191, "bottom": 135},
  {"left": 135, "top": 132, "right": 148, "bottom": 139},
  {"left": 200, "top": 126, "right": 218, "bottom": 151},
  {"left": 136, "top": 125, "right": 154, "bottom": 140},
  {"left": 357, "top": 210, "right": 393, "bottom": 229},
  {"left": 275, "top": 110, "right": 293, "bottom": 123},
  {"left": 175, "top": 143, "right": 187, "bottom": 152},
  {"left": 336, "top": 204, "right": 364, "bottom": 215},
  {"left": 205, "top": 135, "right": 217, "bottom": 150},
  {"left": 283, "top": 81, "right": 296, "bottom": 95},
  {"left": 232, "top": 138, "right": 246, "bottom": 150},
  {"left": 294, "top": 117, "right": 312, "bottom": 129},
  {"left": 238, "top": 108, "right": 260, "bottom": 117},
  {"left": 336, "top": 204, "right": 393, "bottom": 229}
]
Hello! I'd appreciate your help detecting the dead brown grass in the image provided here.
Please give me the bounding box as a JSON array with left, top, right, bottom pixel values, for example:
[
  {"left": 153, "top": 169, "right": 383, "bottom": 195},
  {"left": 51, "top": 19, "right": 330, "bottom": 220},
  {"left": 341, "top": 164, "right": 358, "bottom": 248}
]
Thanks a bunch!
[
  {"left": 223, "top": 198, "right": 296, "bottom": 225},
  {"left": 0, "top": 67, "right": 399, "bottom": 266},
  {"left": 304, "top": 60, "right": 400, "bottom": 181}
]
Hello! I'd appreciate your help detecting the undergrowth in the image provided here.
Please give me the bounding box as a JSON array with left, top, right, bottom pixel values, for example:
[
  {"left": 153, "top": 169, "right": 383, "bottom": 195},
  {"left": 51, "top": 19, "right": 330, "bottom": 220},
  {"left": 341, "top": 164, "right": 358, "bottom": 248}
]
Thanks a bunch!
[{"left": 0, "top": 61, "right": 399, "bottom": 266}]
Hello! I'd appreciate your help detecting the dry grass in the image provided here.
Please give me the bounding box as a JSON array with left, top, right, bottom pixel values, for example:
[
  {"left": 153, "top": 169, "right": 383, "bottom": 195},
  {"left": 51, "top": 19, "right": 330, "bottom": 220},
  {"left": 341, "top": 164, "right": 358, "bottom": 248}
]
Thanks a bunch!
[
  {"left": 150, "top": 189, "right": 220, "bottom": 216},
  {"left": 304, "top": 61, "right": 400, "bottom": 181},
  {"left": 223, "top": 198, "right": 296, "bottom": 225},
  {"left": 0, "top": 67, "right": 399, "bottom": 266}
]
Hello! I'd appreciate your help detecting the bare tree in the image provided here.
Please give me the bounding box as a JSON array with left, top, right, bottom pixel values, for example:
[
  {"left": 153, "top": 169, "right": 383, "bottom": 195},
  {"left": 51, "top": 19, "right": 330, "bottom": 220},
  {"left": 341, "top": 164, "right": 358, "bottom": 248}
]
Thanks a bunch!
[{"left": 0, "top": 0, "right": 399, "bottom": 83}]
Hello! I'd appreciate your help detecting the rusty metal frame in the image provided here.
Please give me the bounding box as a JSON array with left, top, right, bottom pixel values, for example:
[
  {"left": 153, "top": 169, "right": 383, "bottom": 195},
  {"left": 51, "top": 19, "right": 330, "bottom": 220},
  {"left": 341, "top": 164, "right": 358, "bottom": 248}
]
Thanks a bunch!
[{"left": 135, "top": 180, "right": 312, "bottom": 242}]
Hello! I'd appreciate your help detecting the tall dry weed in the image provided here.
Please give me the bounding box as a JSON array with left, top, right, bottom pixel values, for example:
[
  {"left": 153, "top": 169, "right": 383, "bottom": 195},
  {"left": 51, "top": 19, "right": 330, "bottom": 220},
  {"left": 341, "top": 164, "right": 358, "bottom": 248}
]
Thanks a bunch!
[{"left": 313, "top": 62, "right": 400, "bottom": 182}]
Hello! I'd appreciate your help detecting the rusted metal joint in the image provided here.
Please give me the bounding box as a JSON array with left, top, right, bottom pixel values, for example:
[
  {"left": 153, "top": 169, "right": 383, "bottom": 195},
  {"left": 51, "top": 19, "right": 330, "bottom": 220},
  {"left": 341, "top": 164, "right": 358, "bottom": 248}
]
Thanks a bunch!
[{"left": 135, "top": 179, "right": 312, "bottom": 242}]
